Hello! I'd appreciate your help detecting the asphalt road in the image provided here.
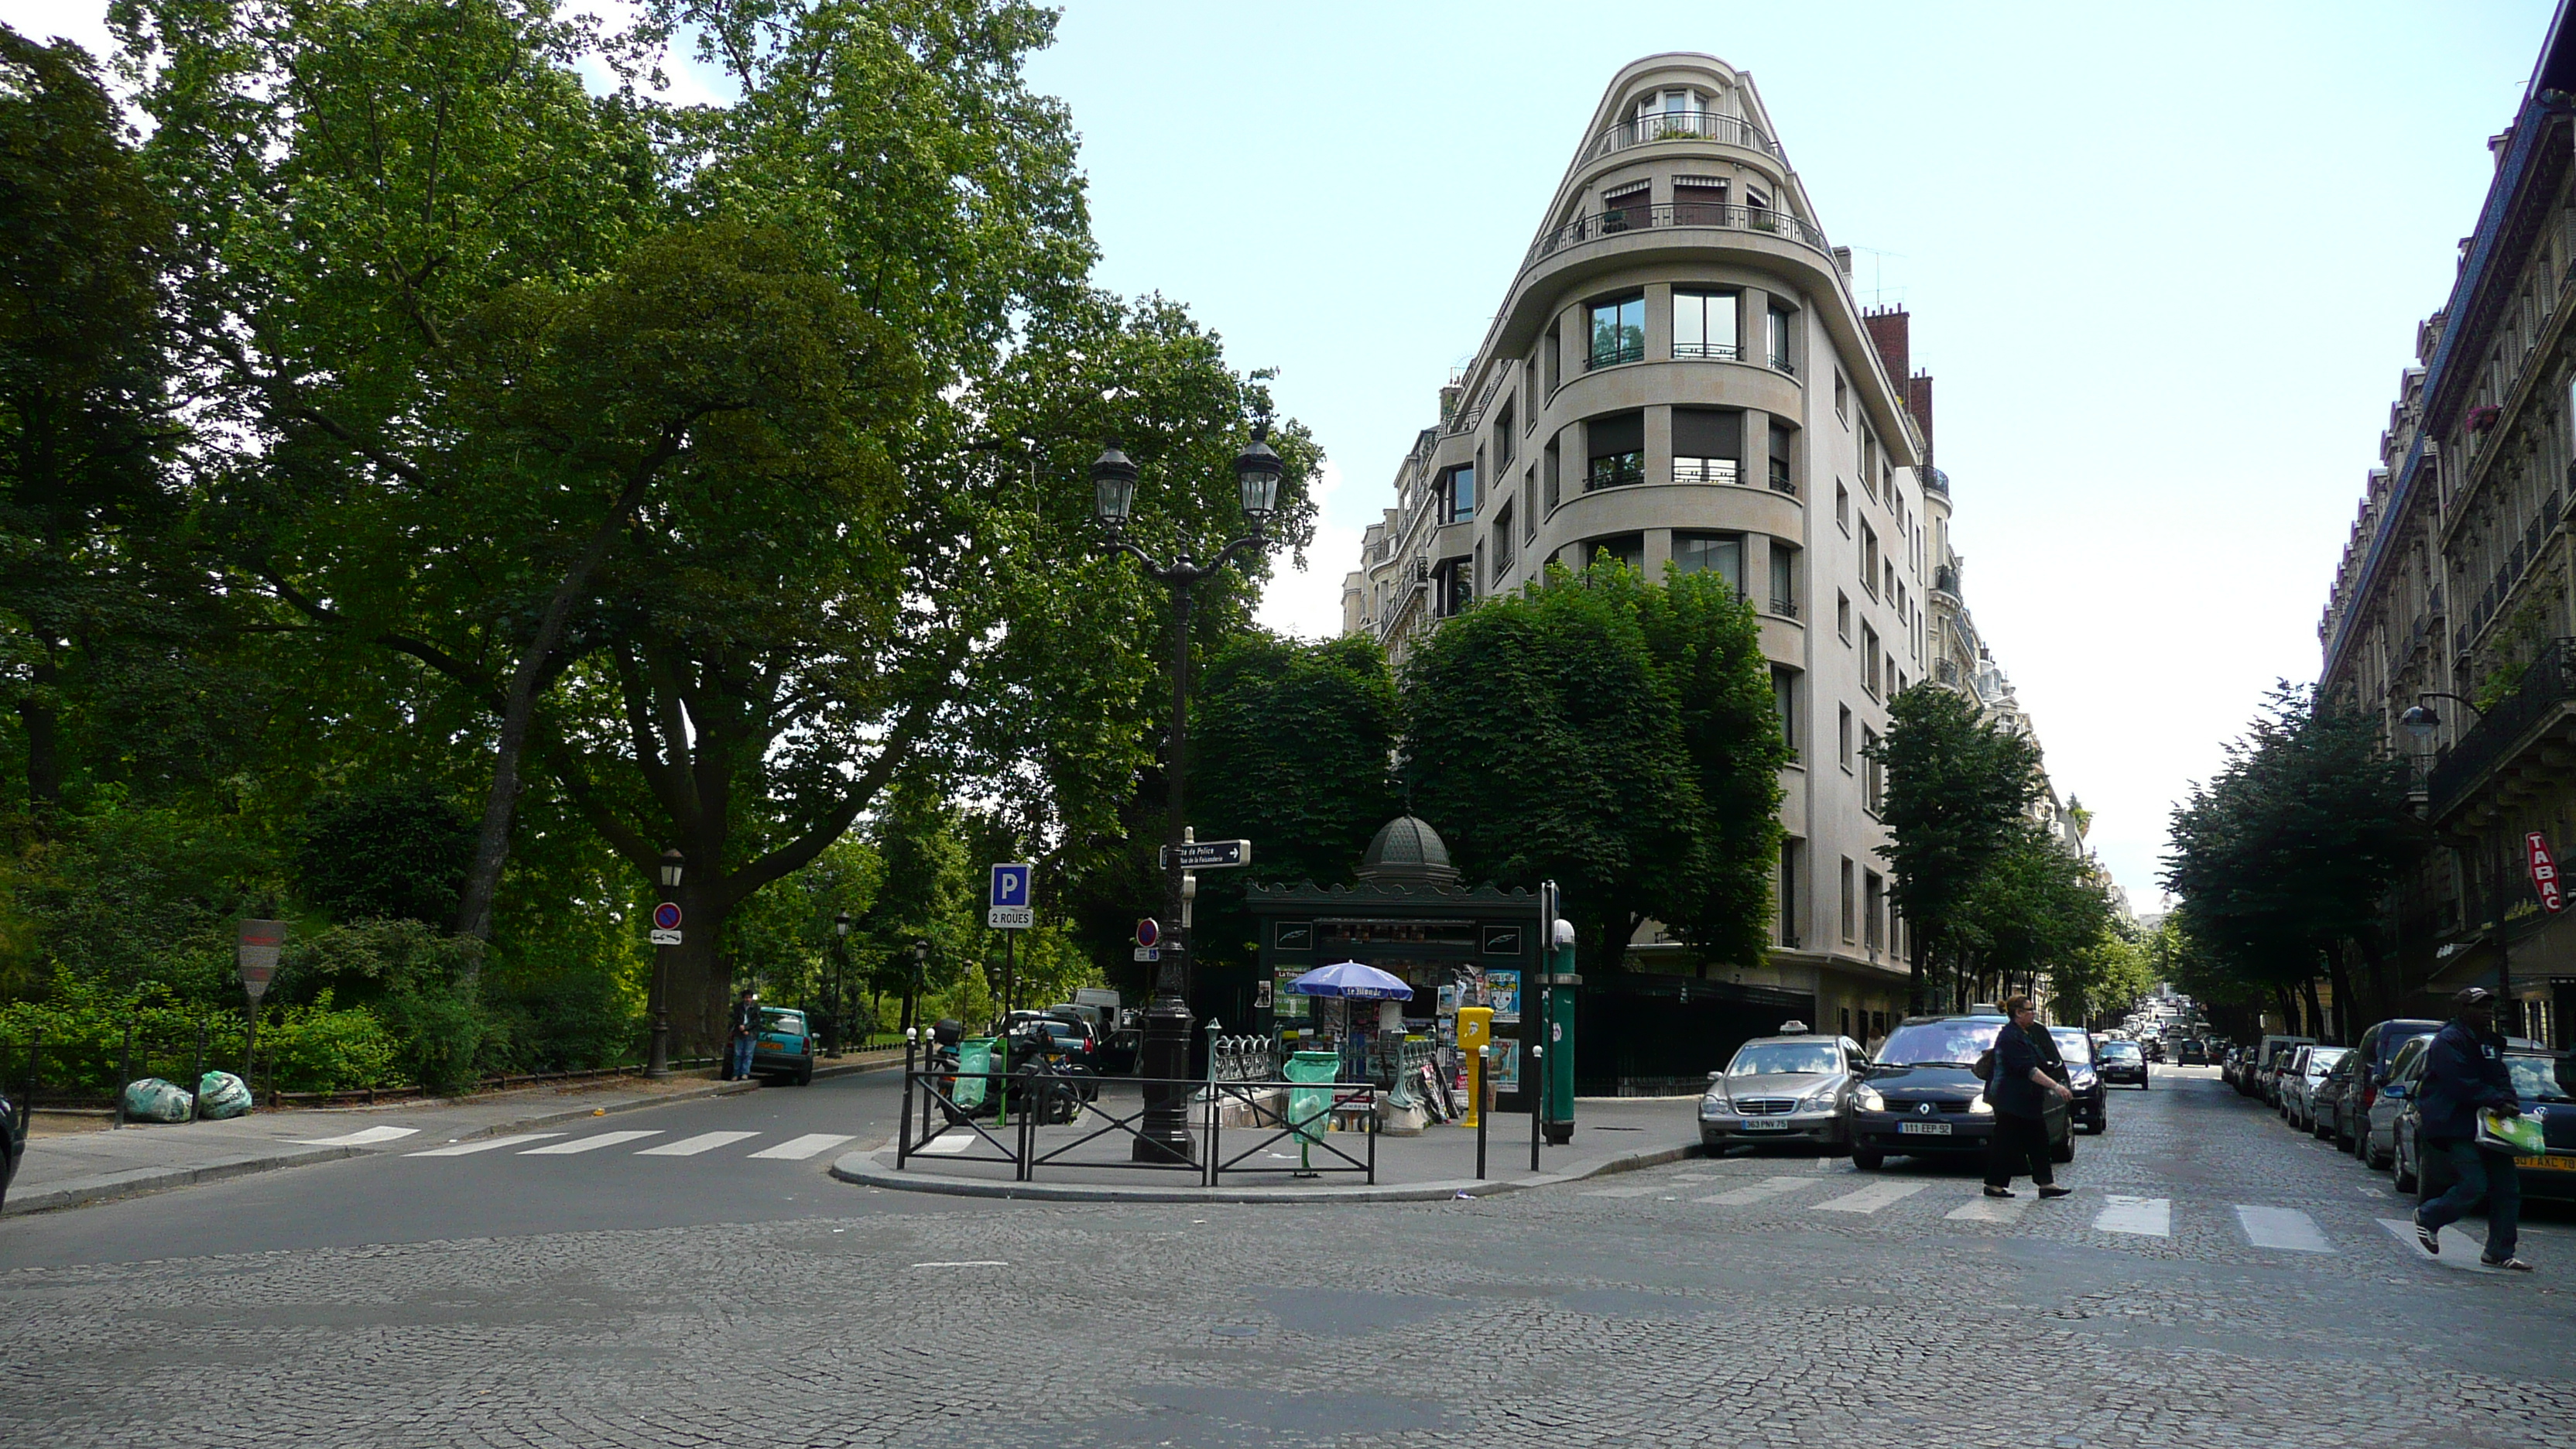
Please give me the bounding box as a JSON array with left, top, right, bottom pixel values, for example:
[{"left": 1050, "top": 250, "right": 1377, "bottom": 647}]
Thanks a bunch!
[{"left": 4, "top": 1065, "right": 2573, "bottom": 1447}]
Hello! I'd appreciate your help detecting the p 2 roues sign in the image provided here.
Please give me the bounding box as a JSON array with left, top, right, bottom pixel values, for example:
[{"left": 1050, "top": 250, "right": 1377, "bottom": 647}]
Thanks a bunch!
[{"left": 2529, "top": 832, "right": 2564, "bottom": 915}]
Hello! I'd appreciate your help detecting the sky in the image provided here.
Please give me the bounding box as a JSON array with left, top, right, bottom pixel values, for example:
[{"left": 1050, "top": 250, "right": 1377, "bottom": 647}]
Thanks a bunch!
[{"left": 2, "top": 0, "right": 2555, "bottom": 909}]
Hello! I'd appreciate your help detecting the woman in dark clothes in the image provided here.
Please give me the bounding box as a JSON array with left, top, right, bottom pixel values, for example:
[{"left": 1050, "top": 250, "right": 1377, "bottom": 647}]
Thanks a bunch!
[{"left": 1985, "top": 995, "right": 2075, "bottom": 1199}]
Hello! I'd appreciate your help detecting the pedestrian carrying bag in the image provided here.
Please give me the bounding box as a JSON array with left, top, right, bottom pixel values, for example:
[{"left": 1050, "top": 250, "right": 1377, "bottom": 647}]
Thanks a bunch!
[
  {"left": 2475, "top": 1108, "right": 2547, "bottom": 1156},
  {"left": 1971, "top": 1048, "right": 1995, "bottom": 1081}
]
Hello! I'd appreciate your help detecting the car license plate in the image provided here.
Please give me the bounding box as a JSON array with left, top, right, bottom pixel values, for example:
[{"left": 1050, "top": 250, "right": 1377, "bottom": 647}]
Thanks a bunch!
[
  {"left": 1899, "top": 1121, "right": 1953, "bottom": 1136},
  {"left": 1740, "top": 1118, "right": 1790, "bottom": 1131}
]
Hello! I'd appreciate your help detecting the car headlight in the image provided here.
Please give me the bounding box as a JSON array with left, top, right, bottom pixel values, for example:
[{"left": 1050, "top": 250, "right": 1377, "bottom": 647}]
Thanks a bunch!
[
  {"left": 1967, "top": 1094, "right": 1994, "bottom": 1115},
  {"left": 1853, "top": 1085, "right": 1886, "bottom": 1113},
  {"left": 1699, "top": 1095, "right": 1728, "bottom": 1119},
  {"left": 2071, "top": 1069, "right": 2097, "bottom": 1090}
]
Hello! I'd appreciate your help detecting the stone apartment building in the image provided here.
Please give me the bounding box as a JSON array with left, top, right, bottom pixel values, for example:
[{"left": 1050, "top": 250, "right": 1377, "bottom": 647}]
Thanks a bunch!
[
  {"left": 2317, "top": 15, "right": 2576, "bottom": 1047},
  {"left": 1338, "top": 53, "right": 2078, "bottom": 1054}
]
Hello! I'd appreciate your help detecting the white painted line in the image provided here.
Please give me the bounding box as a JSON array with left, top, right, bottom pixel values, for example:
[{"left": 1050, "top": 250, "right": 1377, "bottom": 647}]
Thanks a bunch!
[
  {"left": 1812, "top": 1181, "right": 1930, "bottom": 1214},
  {"left": 407, "top": 1133, "right": 565, "bottom": 1156},
  {"left": 290, "top": 1125, "right": 420, "bottom": 1146},
  {"left": 637, "top": 1131, "right": 760, "bottom": 1157},
  {"left": 2237, "top": 1204, "right": 2336, "bottom": 1253},
  {"left": 910, "top": 1261, "right": 1008, "bottom": 1268},
  {"left": 914, "top": 1134, "right": 975, "bottom": 1155},
  {"left": 2376, "top": 1216, "right": 2503, "bottom": 1268},
  {"left": 1694, "top": 1176, "right": 1817, "bottom": 1206},
  {"left": 748, "top": 1132, "right": 855, "bottom": 1161},
  {"left": 2093, "top": 1195, "right": 2171, "bottom": 1238},
  {"left": 1947, "top": 1192, "right": 2031, "bottom": 1223},
  {"left": 1578, "top": 1184, "right": 1665, "bottom": 1198},
  {"left": 520, "top": 1130, "right": 662, "bottom": 1155}
]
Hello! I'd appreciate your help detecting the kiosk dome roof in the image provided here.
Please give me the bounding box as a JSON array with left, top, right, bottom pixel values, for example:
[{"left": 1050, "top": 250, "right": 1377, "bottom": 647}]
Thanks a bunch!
[{"left": 1357, "top": 815, "right": 1460, "bottom": 886}]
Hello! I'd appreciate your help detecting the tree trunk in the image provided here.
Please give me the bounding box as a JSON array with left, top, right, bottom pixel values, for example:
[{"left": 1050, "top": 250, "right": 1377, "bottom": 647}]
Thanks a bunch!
[
  {"left": 2320, "top": 949, "right": 2355, "bottom": 1045},
  {"left": 2299, "top": 976, "right": 2326, "bottom": 1040},
  {"left": 17, "top": 654, "right": 60, "bottom": 811}
]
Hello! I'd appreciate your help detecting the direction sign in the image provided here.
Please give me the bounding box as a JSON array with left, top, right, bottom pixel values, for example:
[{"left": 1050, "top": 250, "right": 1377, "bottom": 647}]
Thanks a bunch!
[
  {"left": 236, "top": 919, "right": 284, "bottom": 1002},
  {"left": 2529, "top": 832, "right": 2564, "bottom": 914},
  {"left": 1160, "top": 839, "right": 1251, "bottom": 870},
  {"left": 989, "top": 862, "right": 1034, "bottom": 929}
]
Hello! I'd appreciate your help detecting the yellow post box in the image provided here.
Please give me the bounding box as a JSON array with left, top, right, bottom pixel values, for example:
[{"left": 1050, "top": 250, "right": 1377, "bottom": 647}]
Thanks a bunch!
[{"left": 1457, "top": 1006, "right": 1493, "bottom": 1129}]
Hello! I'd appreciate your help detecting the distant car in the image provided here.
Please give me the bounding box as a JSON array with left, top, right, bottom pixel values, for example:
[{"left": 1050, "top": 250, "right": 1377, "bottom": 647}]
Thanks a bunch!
[
  {"left": 0, "top": 1070, "right": 23, "bottom": 1211},
  {"left": 2394, "top": 1045, "right": 2576, "bottom": 1203},
  {"left": 1699, "top": 1033, "right": 1867, "bottom": 1153},
  {"left": 1846, "top": 1014, "right": 2070, "bottom": 1172},
  {"left": 2050, "top": 1026, "right": 2108, "bottom": 1134},
  {"left": 2097, "top": 1038, "right": 2148, "bottom": 1090},
  {"left": 750, "top": 1006, "right": 815, "bottom": 1086},
  {"left": 2333, "top": 1019, "right": 2441, "bottom": 1159},
  {"left": 2178, "top": 1040, "right": 2210, "bottom": 1067}
]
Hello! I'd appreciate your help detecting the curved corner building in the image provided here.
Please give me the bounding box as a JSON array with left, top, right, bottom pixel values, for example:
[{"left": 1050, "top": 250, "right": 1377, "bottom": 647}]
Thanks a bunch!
[{"left": 1342, "top": 53, "right": 1956, "bottom": 1052}]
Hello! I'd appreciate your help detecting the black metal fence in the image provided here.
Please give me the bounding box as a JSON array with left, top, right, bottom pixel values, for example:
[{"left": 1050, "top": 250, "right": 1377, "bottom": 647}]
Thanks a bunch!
[{"left": 896, "top": 1060, "right": 1379, "bottom": 1187}]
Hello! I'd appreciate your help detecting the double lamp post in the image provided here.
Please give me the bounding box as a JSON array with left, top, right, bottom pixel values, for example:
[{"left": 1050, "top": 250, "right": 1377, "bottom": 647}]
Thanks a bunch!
[{"left": 1090, "top": 427, "right": 1283, "bottom": 1163}]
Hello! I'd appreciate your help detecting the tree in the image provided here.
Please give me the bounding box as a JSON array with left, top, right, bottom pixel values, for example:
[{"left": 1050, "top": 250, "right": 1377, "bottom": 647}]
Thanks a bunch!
[
  {"left": 1871, "top": 683, "right": 2046, "bottom": 1012},
  {"left": 293, "top": 784, "right": 475, "bottom": 925},
  {"left": 1402, "top": 560, "right": 1786, "bottom": 974},
  {"left": 1951, "top": 823, "right": 2115, "bottom": 1015}
]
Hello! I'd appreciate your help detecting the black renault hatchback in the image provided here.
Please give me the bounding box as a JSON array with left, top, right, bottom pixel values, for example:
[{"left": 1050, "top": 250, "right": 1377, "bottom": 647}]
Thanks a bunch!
[{"left": 1848, "top": 1013, "right": 2071, "bottom": 1170}]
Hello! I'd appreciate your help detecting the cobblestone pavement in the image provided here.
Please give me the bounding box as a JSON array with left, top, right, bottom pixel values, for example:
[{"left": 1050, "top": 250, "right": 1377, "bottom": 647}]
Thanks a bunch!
[{"left": 2, "top": 1067, "right": 2571, "bottom": 1447}]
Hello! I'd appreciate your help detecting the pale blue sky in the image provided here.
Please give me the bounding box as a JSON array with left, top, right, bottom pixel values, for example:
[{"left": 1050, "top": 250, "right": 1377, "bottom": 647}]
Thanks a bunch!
[{"left": 6, "top": 0, "right": 2553, "bottom": 906}]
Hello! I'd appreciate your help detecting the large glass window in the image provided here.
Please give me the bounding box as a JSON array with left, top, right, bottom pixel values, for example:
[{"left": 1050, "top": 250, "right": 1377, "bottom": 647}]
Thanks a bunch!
[
  {"left": 1673, "top": 406, "right": 1742, "bottom": 485},
  {"left": 1673, "top": 532, "right": 1745, "bottom": 594},
  {"left": 1585, "top": 413, "right": 1643, "bottom": 491},
  {"left": 1589, "top": 294, "right": 1645, "bottom": 368},
  {"left": 1772, "top": 666, "right": 1798, "bottom": 752},
  {"left": 1673, "top": 290, "right": 1738, "bottom": 360},
  {"left": 1438, "top": 464, "right": 1475, "bottom": 523},
  {"left": 1769, "top": 542, "right": 1798, "bottom": 618},
  {"left": 1768, "top": 422, "right": 1795, "bottom": 495},
  {"left": 1492, "top": 503, "right": 1516, "bottom": 575},
  {"left": 1766, "top": 302, "right": 1795, "bottom": 373}
]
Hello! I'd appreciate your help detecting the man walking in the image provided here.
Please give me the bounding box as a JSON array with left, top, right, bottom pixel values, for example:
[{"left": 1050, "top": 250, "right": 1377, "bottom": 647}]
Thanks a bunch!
[
  {"left": 725, "top": 986, "right": 761, "bottom": 1083},
  {"left": 2413, "top": 986, "right": 2531, "bottom": 1271},
  {"left": 1985, "top": 995, "right": 2076, "bottom": 1200}
]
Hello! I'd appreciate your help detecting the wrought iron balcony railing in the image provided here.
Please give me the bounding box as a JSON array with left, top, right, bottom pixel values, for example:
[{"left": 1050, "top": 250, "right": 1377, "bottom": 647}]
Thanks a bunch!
[
  {"left": 1587, "top": 109, "right": 1781, "bottom": 161},
  {"left": 1524, "top": 202, "right": 1831, "bottom": 269},
  {"left": 2426, "top": 636, "right": 2576, "bottom": 817}
]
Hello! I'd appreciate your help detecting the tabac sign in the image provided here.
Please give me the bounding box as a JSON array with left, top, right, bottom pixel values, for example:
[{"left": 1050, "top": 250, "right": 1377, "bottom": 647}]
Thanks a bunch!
[{"left": 2528, "top": 832, "right": 2564, "bottom": 915}]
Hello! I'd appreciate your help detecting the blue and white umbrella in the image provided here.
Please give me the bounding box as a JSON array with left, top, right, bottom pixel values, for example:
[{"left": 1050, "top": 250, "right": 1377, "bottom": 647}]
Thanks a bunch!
[{"left": 1286, "top": 961, "right": 1414, "bottom": 1001}]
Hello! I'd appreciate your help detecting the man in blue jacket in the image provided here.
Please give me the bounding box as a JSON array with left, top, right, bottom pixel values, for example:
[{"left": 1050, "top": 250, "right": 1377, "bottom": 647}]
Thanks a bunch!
[{"left": 2412, "top": 987, "right": 2530, "bottom": 1270}]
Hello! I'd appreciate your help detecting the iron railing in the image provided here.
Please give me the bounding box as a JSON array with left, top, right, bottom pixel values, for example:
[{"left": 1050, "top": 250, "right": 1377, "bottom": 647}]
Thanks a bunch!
[
  {"left": 2427, "top": 636, "right": 2576, "bottom": 816},
  {"left": 1525, "top": 202, "right": 1830, "bottom": 269},
  {"left": 896, "top": 1060, "right": 1379, "bottom": 1186},
  {"left": 1587, "top": 109, "right": 1780, "bottom": 160}
]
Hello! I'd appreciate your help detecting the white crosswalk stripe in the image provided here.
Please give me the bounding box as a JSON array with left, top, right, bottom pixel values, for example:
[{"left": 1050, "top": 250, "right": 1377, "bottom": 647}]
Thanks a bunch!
[
  {"left": 1693, "top": 1176, "right": 1817, "bottom": 1206},
  {"left": 637, "top": 1131, "right": 761, "bottom": 1157},
  {"left": 1812, "top": 1180, "right": 1928, "bottom": 1214},
  {"left": 293, "top": 1125, "right": 420, "bottom": 1146},
  {"left": 747, "top": 1133, "right": 854, "bottom": 1161},
  {"left": 2093, "top": 1195, "right": 2171, "bottom": 1237},
  {"left": 1579, "top": 1183, "right": 1667, "bottom": 1198},
  {"left": 520, "top": 1130, "right": 662, "bottom": 1155},
  {"left": 407, "top": 1132, "right": 566, "bottom": 1156},
  {"left": 1947, "top": 1191, "right": 2030, "bottom": 1223},
  {"left": 2236, "top": 1204, "right": 2335, "bottom": 1253}
]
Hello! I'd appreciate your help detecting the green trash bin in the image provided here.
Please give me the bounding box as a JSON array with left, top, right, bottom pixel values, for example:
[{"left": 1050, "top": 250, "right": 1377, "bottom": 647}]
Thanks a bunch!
[
  {"left": 1283, "top": 1050, "right": 1341, "bottom": 1146},
  {"left": 954, "top": 1036, "right": 998, "bottom": 1114}
]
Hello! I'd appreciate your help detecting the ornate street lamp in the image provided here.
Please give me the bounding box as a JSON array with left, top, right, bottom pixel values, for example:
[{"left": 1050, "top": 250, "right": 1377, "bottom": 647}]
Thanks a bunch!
[
  {"left": 1092, "top": 425, "right": 1283, "bottom": 1163},
  {"left": 829, "top": 912, "right": 854, "bottom": 1057},
  {"left": 646, "top": 848, "right": 685, "bottom": 1078}
]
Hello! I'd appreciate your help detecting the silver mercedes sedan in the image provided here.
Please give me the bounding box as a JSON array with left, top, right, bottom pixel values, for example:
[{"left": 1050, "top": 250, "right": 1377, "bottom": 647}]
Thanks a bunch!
[{"left": 1699, "top": 1028, "right": 1868, "bottom": 1152}]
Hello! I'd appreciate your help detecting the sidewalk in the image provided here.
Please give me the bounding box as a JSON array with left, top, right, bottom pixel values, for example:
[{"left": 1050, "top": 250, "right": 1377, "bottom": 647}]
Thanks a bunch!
[
  {"left": 830, "top": 1094, "right": 1704, "bottom": 1203},
  {"left": 4, "top": 1049, "right": 903, "bottom": 1216}
]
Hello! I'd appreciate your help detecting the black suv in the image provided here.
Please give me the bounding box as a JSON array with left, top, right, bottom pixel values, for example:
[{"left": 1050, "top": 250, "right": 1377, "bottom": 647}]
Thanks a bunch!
[
  {"left": 0, "top": 1071, "right": 25, "bottom": 1211},
  {"left": 1848, "top": 1013, "right": 2071, "bottom": 1170}
]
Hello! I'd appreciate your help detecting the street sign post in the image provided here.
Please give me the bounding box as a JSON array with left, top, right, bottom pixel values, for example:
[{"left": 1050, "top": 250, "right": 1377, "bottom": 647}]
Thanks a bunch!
[
  {"left": 650, "top": 900, "right": 683, "bottom": 947},
  {"left": 1160, "top": 838, "right": 1251, "bottom": 870},
  {"left": 2528, "top": 832, "right": 2564, "bottom": 914},
  {"left": 237, "top": 919, "right": 284, "bottom": 1079},
  {"left": 988, "top": 863, "right": 1034, "bottom": 929}
]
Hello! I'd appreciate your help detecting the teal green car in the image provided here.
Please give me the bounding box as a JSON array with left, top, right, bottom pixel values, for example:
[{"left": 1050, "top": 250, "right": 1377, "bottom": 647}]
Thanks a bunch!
[{"left": 752, "top": 1007, "right": 815, "bottom": 1086}]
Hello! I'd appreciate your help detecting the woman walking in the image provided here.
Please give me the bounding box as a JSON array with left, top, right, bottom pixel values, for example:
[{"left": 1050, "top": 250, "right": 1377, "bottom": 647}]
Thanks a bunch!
[{"left": 1985, "top": 995, "right": 2076, "bottom": 1199}]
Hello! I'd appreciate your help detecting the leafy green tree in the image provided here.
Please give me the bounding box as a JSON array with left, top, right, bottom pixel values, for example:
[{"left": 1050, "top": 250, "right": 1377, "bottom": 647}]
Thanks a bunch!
[
  {"left": 1403, "top": 560, "right": 1786, "bottom": 974},
  {"left": 1871, "top": 683, "right": 2046, "bottom": 1012},
  {"left": 293, "top": 785, "right": 475, "bottom": 925},
  {"left": 1952, "top": 823, "right": 2115, "bottom": 1013}
]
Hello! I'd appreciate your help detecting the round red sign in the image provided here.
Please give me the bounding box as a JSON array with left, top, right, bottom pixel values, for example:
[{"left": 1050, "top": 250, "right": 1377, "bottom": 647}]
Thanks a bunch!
[{"left": 653, "top": 902, "right": 683, "bottom": 930}]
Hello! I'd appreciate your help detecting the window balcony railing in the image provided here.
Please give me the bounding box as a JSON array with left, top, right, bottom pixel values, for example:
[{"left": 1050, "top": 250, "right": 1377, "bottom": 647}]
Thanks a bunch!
[
  {"left": 2426, "top": 636, "right": 2576, "bottom": 817},
  {"left": 1524, "top": 202, "right": 1831, "bottom": 269},
  {"left": 1586, "top": 454, "right": 1644, "bottom": 491},
  {"left": 1587, "top": 341, "right": 1646, "bottom": 369},
  {"left": 1769, "top": 596, "right": 1799, "bottom": 620},
  {"left": 1588, "top": 109, "right": 1781, "bottom": 161},
  {"left": 1673, "top": 341, "right": 1739, "bottom": 360},
  {"left": 1768, "top": 458, "right": 1794, "bottom": 493},
  {"left": 1673, "top": 457, "right": 1738, "bottom": 486}
]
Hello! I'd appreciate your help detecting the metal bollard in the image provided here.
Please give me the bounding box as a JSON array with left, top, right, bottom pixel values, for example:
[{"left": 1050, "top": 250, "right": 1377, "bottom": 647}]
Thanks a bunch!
[
  {"left": 190, "top": 1018, "right": 206, "bottom": 1123},
  {"left": 26, "top": 1026, "right": 41, "bottom": 1106},
  {"left": 1475, "top": 1045, "right": 1491, "bottom": 1180},
  {"left": 117, "top": 1019, "right": 134, "bottom": 1129}
]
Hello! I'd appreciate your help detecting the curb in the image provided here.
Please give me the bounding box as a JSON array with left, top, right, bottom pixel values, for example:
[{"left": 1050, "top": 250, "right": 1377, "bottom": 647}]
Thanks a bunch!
[
  {"left": 827, "top": 1139, "right": 1701, "bottom": 1204},
  {"left": 4, "top": 1076, "right": 766, "bottom": 1218}
]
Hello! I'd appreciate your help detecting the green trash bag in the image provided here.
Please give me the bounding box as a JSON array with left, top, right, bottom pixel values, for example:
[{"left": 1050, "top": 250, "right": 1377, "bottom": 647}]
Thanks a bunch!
[
  {"left": 952, "top": 1037, "right": 997, "bottom": 1112},
  {"left": 196, "top": 1070, "right": 252, "bottom": 1120},
  {"left": 122, "top": 1077, "right": 193, "bottom": 1123},
  {"left": 1283, "top": 1050, "right": 1341, "bottom": 1144}
]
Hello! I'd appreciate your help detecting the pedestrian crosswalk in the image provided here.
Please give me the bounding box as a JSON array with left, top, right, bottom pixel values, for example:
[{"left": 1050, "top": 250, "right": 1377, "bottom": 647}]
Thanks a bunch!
[
  {"left": 402, "top": 1129, "right": 854, "bottom": 1163},
  {"left": 1608, "top": 1170, "right": 2476, "bottom": 1262}
]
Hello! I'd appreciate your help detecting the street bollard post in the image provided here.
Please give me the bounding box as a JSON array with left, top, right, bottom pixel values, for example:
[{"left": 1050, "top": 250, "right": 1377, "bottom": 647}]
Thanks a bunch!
[
  {"left": 1475, "top": 1045, "right": 1491, "bottom": 1180},
  {"left": 190, "top": 1018, "right": 206, "bottom": 1123},
  {"left": 1530, "top": 1042, "right": 1543, "bottom": 1172},
  {"left": 897, "top": 1028, "right": 917, "bottom": 1169},
  {"left": 117, "top": 1019, "right": 134, "bottom": 1129}
]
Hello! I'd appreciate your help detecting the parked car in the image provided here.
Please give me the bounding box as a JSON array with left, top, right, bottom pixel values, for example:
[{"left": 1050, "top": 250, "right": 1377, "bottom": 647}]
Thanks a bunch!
[
  {"left": 1699, "top": 1033, "right": 1868, "bottom": 1153},
  {"left": 2369, "top": 1034, "right": 2435, "bottom": 1177},
  {"left": 2307, "top": 1050, "right": 2360, "bottom": 1142},
  {"left": 2097, "top": 1038, "right": 2149, "bottom": 1089},
  {"left": 2177, "top": 1039, "right": 2211, "bottom": 1066},
  {"left": 2331, "top": 1019, "right": 2441, "bottom": 1158},
  {"left": 2219, "top": 1046, "right": 2244, "bottom": 1090},
  {"left": 2393, "top": 1043, "right": 2576, "bottom": 1202},
  {"left": 1846, "top": 1014, "right": 2070, "bottom": 1172},
  {"left": 0, "top": 1070, "right": 23, "bottom": 1212},
  {"left": 751, "top": 1006, "right": 816, "bottom": 1085},
  {"left": 2050, "top": 1026, "right": 2108, "bottom": 1132},
  {"left": 2252, "top": 1035, "right": 2316, "bottom": 1104},
  {"left": 2281, "top": 1045, "right": 2348, "bottom": 1131}
]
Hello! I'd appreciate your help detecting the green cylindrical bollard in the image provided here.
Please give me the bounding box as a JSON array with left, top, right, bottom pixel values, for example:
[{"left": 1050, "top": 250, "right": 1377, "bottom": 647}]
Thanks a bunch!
[{"left": 1543, "top": 940, "right": 1576, "bottom": 1145}]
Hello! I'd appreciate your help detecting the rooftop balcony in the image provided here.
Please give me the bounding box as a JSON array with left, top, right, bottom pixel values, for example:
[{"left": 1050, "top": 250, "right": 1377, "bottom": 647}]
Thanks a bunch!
[
  {"left": 1523, "top": 201, "right": 1830, "bottom": 272},
  {"left": 1584, "top": 109, "right": 1781, "bottom": 162}
]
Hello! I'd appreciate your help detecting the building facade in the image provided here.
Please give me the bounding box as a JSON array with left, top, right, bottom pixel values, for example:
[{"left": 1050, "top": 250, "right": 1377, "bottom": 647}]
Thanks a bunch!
[
  {"left": 1339, "top": 54, "right": 2061, "bottom": 1046},
  {"left": 2317, "top": 12, "right": 2576, "bottom": 1047}
]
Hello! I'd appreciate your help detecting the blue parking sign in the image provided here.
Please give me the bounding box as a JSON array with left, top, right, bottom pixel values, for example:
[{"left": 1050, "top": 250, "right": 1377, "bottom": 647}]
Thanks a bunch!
[{"left": 988, "top": 863, "right": 1033, "bottom": 929}]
